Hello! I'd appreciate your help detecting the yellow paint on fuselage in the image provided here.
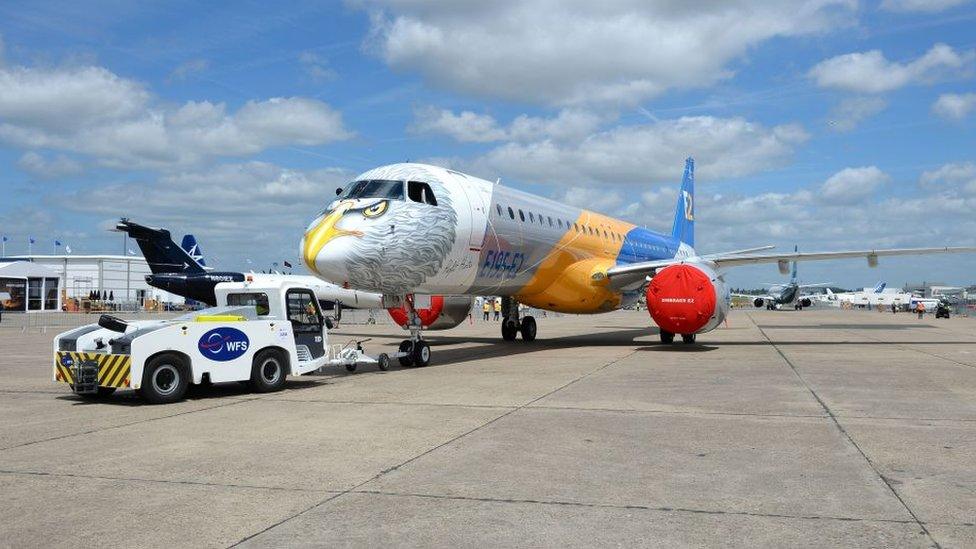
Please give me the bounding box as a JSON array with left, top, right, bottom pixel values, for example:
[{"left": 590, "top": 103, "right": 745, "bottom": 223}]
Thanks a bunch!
[{"left": 515, "top": 210, "right": 636, "bottom": 314}]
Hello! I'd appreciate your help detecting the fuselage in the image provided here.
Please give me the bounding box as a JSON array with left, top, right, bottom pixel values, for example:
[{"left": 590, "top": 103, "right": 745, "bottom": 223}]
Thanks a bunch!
[{"left": 302, "top": 163, "right": 691, "bottom": 314}]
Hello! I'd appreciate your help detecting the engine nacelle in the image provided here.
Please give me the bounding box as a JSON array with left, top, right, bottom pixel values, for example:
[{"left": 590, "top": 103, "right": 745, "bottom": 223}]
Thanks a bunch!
[
  {"left": 753, "top": 298, "right": 765, "bottom": 308},
  {"left": 387, "top": 295, "right": 474, "bottom": 330},
  {"left": 799, "top": 298, "right": 812, "bottom": 308},
  {"left": 646, "top": 263, "right": 730, "bottom": 335}
]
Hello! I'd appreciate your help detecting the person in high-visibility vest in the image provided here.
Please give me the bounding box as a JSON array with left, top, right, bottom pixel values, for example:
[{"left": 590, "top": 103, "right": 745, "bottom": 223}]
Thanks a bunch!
[
  {"left": 493, "top": 299, "right": 502, "bottom": 321},
  {"left": 482, "top": 299, "right": 490, "bottom": 321},
  {"left": 916, "top": 301, "right": 926, "bottom": 319}
]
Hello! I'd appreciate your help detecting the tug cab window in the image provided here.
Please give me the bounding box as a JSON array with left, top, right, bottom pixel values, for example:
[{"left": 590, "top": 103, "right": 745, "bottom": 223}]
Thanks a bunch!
[
  {"left": 287, "top": 289, "right": 322, "bottom": 331},
  {"left": 339, "top": 179, "right": 404, "bottom": 201},
  {"left": 407, "top": 181, "right": 438, "bottom": 205},
  {"left": 226, "top": 292, "right": 270, "bottom": 316}
]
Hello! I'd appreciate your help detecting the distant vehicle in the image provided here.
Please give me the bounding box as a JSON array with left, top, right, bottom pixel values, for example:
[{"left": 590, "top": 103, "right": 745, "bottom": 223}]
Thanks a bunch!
[{"left": 733, "top": 247, "right": 830, "bottom": 310}]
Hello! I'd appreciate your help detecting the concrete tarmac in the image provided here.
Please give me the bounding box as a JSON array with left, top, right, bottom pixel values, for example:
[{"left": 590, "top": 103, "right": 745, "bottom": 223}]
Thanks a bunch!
[{"left": 0, "top": 309, "right": 974, "bottom": 548}]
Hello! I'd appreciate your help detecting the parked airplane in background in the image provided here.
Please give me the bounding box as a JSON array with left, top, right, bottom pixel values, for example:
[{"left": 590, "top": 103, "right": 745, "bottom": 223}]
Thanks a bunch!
[
  {"left": 734, "top": 247, "right": 830, "bottom": 310},
  {"left": 301, "top": 158, "right": 976, "bottom": 365},
  {"left": 116, "top": 219, "right": 472, "bottom": 330}
]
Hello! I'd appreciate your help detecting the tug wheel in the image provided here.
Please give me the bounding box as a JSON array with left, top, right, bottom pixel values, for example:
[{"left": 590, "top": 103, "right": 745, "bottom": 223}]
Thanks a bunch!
[
  {"left": 250, "top": 349, "right": 288, "bottom": 393},
  {"left": 141, "top": 354, "right": 189, "bottom": 404},
  {"left": 398, "top": 340, "right": 414, "bottom": 367}
]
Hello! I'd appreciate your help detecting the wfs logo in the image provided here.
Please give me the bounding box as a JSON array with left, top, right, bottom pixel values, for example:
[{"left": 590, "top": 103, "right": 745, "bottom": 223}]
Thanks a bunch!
[
  {"left": 60, "top": 354, "right": 74, "bottom": 368},
  {"left": 198, "top": 327, "right": 250, "bottom": 361}
]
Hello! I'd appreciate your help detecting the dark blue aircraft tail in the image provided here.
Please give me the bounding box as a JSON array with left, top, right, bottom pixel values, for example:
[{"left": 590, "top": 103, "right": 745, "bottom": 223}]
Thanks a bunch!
[
  {"left": 181, "top": 234, "right": 206, "bottom": 267},
  {"left": 671, "top": 157, "right": 695, "bottom": 248},
  {"left": 115, "top": 219, "right": 206, "bottom": 274}
]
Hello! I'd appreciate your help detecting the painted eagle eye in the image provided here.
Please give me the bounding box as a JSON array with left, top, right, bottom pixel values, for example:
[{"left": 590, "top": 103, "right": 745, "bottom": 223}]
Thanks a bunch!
[{"left": 362, "top": 200, "right": 388, "bottom": 218}]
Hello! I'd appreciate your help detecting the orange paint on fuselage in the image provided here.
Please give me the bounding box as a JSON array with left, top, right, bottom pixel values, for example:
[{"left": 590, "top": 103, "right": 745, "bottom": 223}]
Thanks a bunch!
[{"left": 515, "top": 210, "right": 636, "bottom": 314}]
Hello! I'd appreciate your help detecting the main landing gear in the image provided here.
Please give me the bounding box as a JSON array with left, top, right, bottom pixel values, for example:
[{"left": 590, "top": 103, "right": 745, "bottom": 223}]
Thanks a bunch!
[
  {"left": 396, "top": 295, "right": 431, "bottom": 368},
  {"left": 500, "top": 297, "right": 537, "bottom": 342},
  {"left": 659, "top": 329, "right": 697, "bottom": 345}
]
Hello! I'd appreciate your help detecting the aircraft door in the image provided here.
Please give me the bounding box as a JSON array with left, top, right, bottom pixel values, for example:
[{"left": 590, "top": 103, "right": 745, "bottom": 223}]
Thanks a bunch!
[
  {"left": 459, "top": 179, "right": 490, "bottom": 251},
  {"left": 286, "top": 289, "right": 325, "bottom": 360}
]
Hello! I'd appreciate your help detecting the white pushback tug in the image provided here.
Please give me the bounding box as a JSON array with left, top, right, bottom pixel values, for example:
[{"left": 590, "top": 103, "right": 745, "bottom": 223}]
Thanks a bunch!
[{"left": 53, "top": 279, "right": 389, "bottom": 404}]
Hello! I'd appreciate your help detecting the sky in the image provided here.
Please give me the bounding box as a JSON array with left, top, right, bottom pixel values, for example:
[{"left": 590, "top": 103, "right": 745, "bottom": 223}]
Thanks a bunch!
[{"left": 1, "top": 0, "right": 975, "bottom": 289}]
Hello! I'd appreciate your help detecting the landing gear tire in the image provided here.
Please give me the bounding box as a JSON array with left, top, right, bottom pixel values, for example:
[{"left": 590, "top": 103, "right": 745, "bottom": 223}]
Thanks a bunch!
[
  {"left": 520, "top": 316, "right": 537, "bottom": 341},
  {"left": 141, "top": 354, "right": 189, "bottom": 404},
  {"left": 659, "top": 330, "right": 675, "bottom": 344},
  {"left": 501, "top": 321, "right": 518, "bottom": 342},
  {"left": 398, "top": 340, "right": 414, "bottom": 367},
  {"left": 681, "top": 333, "right": 697, "bottom": 344},
  {"left": 345, "top": 363, "right": 357, "bottom": 373},
  {"left": 412, "top": 341, "right": 431, "bottom": 367},
  {"left": 251, "top": 349, "right": 288, "bottom": 393}
]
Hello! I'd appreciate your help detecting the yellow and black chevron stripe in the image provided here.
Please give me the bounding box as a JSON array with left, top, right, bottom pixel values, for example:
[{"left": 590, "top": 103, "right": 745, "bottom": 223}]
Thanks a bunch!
[{"left": 54, "top": 352, "right": 132, "bottom": 388}]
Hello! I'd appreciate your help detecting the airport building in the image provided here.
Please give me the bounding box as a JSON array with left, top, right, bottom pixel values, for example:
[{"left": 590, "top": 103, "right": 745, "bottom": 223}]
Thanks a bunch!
[{"left": 0, "top": 255, "right": 184, "bottom": 311}]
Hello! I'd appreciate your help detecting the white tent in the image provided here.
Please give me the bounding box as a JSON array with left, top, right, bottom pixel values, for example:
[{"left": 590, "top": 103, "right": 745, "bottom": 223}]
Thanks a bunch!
[{"left": 0, "top": 261, "right": 61, "bottom": 311}]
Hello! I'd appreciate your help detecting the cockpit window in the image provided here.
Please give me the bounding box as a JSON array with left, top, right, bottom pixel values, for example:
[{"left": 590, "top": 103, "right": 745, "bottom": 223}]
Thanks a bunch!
[
  {"left": 340, "top": 180, "right": 404, "bottom": 201},
  {"left": 407, "top": 181, "right": 438, "bottom": 205}
]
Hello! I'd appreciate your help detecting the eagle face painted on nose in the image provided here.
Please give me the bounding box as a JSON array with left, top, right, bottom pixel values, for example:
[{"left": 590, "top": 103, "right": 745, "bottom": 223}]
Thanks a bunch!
[{"left": 303, "top": 178, "right": 457, "bottom": 295}]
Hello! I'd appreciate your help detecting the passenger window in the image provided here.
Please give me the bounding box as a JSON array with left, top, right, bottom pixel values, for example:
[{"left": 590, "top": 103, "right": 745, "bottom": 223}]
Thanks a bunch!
[
  {"left": 529, "top": 212, "right": 535, "bottom": 222},
  {"left": 508, "top": 207, "right": 515, "bottom": 219},
  {"left": 407, "top": 181, "right": 438, "bottom": 206},
  {"left": 548, "top": 216, "right": 553, "bottom": 227},
  {"left": 226, "top": 292, "right": 270, "bottom": 316},
  {"left": 519, "top": 209, "right": 525, "bottom": 222},
  {"left": 557, "top": 219, "right": 563, "bottom": 228},
  {"left": 496, "top": 204, "right": 502, "bottom": 216}
]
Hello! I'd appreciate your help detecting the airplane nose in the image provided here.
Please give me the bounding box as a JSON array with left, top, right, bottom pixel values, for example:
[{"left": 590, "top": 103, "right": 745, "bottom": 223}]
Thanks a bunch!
[{"left": 301, "top": 203, "right": 362, "bottom": 281}]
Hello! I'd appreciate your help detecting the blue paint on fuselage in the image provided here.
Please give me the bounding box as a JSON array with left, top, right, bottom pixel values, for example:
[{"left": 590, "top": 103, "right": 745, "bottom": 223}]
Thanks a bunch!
[{"left": 617, "top": 227, "right": 679, "bottom": 265}]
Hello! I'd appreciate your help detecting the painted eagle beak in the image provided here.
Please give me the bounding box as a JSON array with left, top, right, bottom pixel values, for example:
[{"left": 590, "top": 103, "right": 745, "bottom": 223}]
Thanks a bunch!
[{"left": 302, "top": 201, "right": 363, "bottom": 275}]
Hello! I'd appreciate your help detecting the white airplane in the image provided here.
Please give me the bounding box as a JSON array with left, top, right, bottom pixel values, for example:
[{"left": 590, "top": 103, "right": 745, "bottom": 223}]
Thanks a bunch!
[
  {"left": 301, "top": 159, "right": 976, "bottom": 366},
  {"left": 733, "top": 246, "right": 831, "bottom": 310}
]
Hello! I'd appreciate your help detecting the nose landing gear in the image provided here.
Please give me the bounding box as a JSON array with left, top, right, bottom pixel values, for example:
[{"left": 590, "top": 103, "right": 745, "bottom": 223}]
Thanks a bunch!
[
  {"left": 501, "top": 297, "right": 537, "bottom": 342},
  {"left": 395, "top": 294, "right": 432, "bottom": 367}
]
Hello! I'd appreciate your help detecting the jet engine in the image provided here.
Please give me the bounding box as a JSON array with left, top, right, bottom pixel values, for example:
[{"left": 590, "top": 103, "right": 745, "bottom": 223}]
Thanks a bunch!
[
  {"left": 798, "top": 297, "right": 812, "bottom": 308},
  {"left": 646, "top": 263, "right": 730, "bottom": 336},
  {"left": 387, "top": 295, "right": 474, "bottom": 330},
  {"left": 753, "top": 298, "right": 765, "bottom": 308}
]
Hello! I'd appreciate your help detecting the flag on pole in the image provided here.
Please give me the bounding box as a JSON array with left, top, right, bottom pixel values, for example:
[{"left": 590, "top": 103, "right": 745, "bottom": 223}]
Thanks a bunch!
[
  {"left": 55, "top": 240, "right": 61, "bottom": 246},
  {"left": 65, "top": 245, "right": 72, "bottom": 254},
  {"left": 29, "top": 236, "right": 35, "bottom": 244},
  {"left": 1, "top": 235, "right": 7, "bottom": 242},
  {"left": 127, "top": 248, "right": 136, "bottom": 255},
  {"left": 283, "top": 260, "right": 292, "bottom": 268}
]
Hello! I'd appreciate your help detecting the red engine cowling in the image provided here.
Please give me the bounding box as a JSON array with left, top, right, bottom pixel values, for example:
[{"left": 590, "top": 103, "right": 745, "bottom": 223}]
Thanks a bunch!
[
  {"left": 387, "top": 296, "right": 474, "bottom": 330},
  {"left": 646, "top": 263, "right": 729, "bottom": 335}
]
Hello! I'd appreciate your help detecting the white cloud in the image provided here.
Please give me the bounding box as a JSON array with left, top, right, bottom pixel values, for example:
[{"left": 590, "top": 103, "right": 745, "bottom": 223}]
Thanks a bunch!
[
  {"left": 412, "top": 107, "right": 604, "bottom": 143},
  {"left": 0, "top": 62, "right": 351, "bottom": 169},
  {"left": 880, "top": 0, "right": 972, "bottom": 12},
  {"left": 412, "top": 107, "right": 507, "bottom": 142},
  {"left": 359, "top": 0, "right": 857, "bottom": 106},
  {"left": 809, "top": 44, "right": 974, "bottom": 93},
  {"left": 168, "top": 59, "right": 209, "bottom": 82},
  {"left": 467, "top": 116, "right": 809, "bottom": 184},
  {"left": 818, "top": 166, "right": 889, "bottom": 203},
  {"left": 17, "top": 151, "right": 84, "bottom": 179},
  {"left": 932, "top": 92, "right": 976, "bottom": 120},
  {"left": 298, "top": 51, "right": 337, "bottom": 82},
  {"left": 920, "top": 161, "right": 976, "bottom": 195},
  {"left": 55, "top": 162, "right": 353, "bottom": 266},
  {"left": 827, "top": 96, "right": 887, "bottom": 131}
]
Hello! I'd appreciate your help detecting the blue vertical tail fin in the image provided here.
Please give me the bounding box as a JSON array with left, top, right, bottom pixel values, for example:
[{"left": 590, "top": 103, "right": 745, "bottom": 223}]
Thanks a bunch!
[
  {"left": 791, "top": 245, "right": 798, "bottom": 282},
  {"left": 874, "top": 281, "right": 886, "bottom": 293},
  {"left": 180, "top": 234, "right": 206, "bottom": 267},
  {"left": 670, "top": 157, "right": 695, "bottom": 248}
]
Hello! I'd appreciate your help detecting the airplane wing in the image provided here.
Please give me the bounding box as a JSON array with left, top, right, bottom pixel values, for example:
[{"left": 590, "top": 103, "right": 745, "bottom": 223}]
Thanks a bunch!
[
  {"left": 797, "top": 283, "right": 832, "bottom": 289},
  {"left": 604, "top": 246, "right": 976, "bottom": 279}
]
